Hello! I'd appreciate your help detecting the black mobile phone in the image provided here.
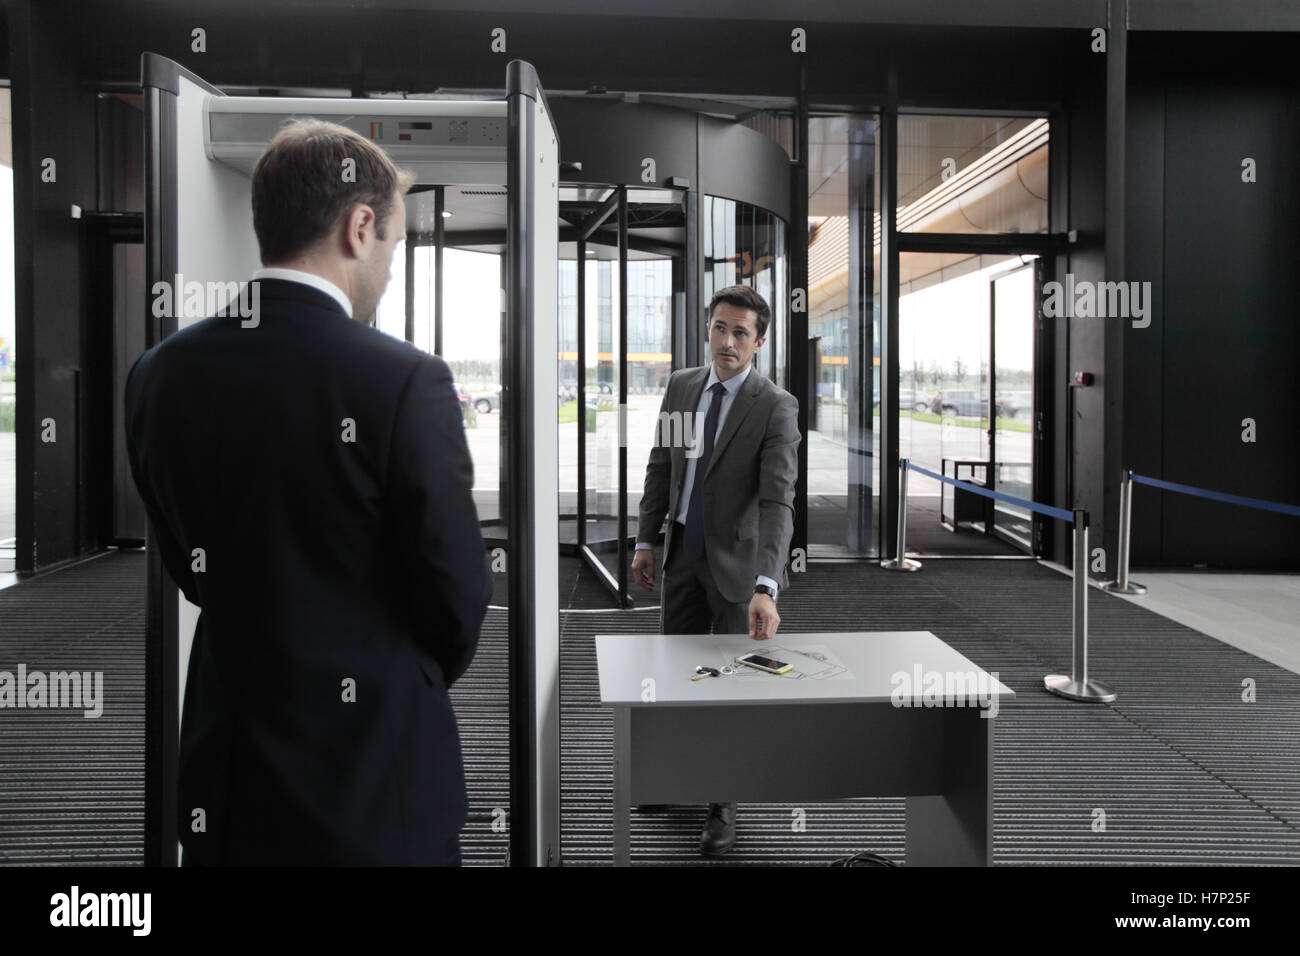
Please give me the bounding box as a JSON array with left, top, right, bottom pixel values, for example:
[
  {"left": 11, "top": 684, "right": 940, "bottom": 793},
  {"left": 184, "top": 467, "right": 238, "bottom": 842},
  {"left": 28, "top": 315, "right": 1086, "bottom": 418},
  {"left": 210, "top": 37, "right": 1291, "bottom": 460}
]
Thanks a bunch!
[{"left": 737, "top": 653, "right": 793, "bottom": 675}]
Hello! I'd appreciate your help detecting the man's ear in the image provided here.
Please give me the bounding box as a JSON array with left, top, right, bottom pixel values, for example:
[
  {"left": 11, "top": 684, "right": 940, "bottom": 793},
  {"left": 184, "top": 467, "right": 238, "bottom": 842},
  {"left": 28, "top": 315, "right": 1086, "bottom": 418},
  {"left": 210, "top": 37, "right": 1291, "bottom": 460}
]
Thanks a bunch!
[{"left": 341, "top": 202, "right": 377, "bottom": 259}]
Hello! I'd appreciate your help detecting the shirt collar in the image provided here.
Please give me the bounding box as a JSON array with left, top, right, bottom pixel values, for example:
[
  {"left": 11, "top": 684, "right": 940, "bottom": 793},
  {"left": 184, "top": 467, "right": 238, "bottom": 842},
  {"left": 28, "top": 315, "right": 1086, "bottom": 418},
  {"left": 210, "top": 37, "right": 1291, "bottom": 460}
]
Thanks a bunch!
[
  {"left": 706, "top": 359, "right": 752, "bottom": 395},
  {"left": 251, "top": 267, "right": 353, "bottom": 319}
]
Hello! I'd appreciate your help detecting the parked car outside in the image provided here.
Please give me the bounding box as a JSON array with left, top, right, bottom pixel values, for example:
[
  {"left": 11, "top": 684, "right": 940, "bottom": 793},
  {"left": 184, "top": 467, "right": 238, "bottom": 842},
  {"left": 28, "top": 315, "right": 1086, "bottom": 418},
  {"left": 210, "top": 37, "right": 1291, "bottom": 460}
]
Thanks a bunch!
[
  {"left": 930, "top": 389, "right": 991, "bottom": 418},
  {"left": 996, "top": 391, "right": 1033, "bottom": 420},
  {"left": 472, "top": 387, "right": 501, "bottom": 414},
  {"left": 898, "top": 388, "right": 932, "bottom": 412}
]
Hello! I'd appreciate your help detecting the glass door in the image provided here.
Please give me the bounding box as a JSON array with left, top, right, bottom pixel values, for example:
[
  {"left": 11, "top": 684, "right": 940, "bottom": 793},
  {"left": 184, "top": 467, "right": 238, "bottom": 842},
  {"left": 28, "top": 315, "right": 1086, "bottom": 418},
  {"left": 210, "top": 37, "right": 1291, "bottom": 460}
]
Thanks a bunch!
[
  {"left": 899, "top": 252, "right": 1034, "bottom": 554},
  {"left": 990, "top": 261, "right": 1036, "bottom": 549},
  {"left": 566, "top": 184, "right": 685, "bottom": 605},
  {"left": 400, "top": 186, "right": 506, "bottom": 528},
  {"left": 933, "top": 270, "right": 991, "bottom": 532},
  {"left": 582, "top": 247, "right": 621, "bottom": 575}
]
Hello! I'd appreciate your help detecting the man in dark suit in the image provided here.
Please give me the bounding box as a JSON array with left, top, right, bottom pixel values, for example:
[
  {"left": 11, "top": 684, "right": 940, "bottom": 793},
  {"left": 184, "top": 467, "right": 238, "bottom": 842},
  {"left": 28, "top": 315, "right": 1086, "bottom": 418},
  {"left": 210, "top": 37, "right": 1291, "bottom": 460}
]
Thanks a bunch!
[
  {"left": 125, "top": 119, "right": 491, "bottom": 865},
  {"left": 632, "top": 284, "right": 801, "bottom": 856}
]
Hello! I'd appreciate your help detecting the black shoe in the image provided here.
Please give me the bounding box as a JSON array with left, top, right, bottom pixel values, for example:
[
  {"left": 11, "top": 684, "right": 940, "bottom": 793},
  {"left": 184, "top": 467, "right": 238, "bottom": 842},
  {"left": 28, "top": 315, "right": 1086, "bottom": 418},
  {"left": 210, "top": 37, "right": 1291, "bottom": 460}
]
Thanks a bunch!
[{"left": 700, "top": 802, "right": 736, "bottom": 856}]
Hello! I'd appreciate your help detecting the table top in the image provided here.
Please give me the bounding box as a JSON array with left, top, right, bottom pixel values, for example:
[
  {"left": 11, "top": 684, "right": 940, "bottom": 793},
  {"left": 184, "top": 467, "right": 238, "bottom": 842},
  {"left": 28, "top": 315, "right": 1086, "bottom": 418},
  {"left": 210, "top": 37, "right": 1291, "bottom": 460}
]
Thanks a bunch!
[{"left": 595, "top": 631, "right": 1015, "bottom": 707}]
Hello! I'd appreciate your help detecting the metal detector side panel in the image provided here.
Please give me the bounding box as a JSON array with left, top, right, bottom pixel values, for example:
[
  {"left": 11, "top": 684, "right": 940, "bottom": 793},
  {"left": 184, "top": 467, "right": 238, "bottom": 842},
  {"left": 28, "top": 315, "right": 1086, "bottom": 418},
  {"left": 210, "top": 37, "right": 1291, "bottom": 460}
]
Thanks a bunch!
[
  {"left": 162, "top": 70, "right": 263, "bottom": 865},
  {"left": 530, "top": 88, "right": 560, "bottom": 869},
  {"left": 144, "top": 54, "right": 258, "bottom": 864},
  {"left": 174, "top": 77, "right": 263, "bottom": 734},
  {"left": 506, "top": 61, "right": 561, "bottom": 866}
]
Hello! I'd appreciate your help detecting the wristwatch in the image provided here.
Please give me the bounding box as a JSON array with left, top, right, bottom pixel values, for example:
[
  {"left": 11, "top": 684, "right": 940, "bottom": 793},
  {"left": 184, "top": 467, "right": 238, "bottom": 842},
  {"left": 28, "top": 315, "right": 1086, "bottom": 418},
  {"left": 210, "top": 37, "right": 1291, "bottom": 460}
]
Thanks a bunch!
[{"left": 753, "top": 584, "right": 777, "bottom": 601}]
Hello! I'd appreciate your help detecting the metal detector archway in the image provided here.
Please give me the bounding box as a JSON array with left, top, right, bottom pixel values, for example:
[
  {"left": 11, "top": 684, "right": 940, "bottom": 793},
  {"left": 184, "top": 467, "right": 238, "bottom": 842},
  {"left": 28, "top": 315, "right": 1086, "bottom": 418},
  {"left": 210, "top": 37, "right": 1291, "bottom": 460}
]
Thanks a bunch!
[{"left": 141, "top": 53, "right": 559, "bottom": 866}]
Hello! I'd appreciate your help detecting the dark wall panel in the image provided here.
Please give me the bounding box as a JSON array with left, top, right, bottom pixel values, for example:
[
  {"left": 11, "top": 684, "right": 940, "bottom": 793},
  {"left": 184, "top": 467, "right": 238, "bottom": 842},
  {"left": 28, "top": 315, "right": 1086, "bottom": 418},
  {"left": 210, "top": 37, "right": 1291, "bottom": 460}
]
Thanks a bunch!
[
  {"left": 1158, "top": 84, "right": 1299, "bottom": 568},
  {"left": 1123, "top": 83, "right": 1166, "bottom": 564},
  {"left": 72, "top": 2, "right": 1079, "bottom": 115},
  {"left": 112, "top": 242, "right": 146, "bottom": 542},
  {"left": 98, "top": 94, "right": 145, "bottom": 212},
  {"left": 10, "top": 0, "right": 99, "bottom": 572}
]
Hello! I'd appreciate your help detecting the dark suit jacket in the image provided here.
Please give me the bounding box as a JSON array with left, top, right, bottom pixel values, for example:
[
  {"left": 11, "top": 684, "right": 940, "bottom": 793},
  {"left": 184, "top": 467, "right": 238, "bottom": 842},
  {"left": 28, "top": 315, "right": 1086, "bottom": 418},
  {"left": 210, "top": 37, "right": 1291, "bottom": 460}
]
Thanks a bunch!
[
  {"left": 124, "top": 278, "right": 492, "bottom": 865},
  {"left": 638, "top": 364, "right": 800, "bottom": 603}
]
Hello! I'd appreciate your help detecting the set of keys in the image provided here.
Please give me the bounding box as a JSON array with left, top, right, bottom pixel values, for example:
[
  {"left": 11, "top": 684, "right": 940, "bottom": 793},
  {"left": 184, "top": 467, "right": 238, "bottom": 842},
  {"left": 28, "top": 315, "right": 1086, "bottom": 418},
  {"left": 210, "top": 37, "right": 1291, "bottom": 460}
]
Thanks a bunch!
[{"left": 690, "top": 664, "right": 736, "bottom": 681}]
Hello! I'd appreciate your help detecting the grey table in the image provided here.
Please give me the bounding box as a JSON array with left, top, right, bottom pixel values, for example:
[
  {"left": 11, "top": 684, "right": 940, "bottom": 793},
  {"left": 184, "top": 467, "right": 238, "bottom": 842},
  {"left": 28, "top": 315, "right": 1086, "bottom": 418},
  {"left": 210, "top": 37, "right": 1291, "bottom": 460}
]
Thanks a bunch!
[{"left": 595, "top": 631, "right": 1015, "bottom": 866}]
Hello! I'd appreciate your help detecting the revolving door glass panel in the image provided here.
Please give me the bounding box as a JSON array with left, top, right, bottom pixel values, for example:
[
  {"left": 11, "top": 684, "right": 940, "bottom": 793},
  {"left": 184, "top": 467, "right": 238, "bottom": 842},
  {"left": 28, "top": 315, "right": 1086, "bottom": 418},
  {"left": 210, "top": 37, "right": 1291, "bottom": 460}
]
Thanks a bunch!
[{"left": 702, "top": 196, "right": 789, "bottom": 390}]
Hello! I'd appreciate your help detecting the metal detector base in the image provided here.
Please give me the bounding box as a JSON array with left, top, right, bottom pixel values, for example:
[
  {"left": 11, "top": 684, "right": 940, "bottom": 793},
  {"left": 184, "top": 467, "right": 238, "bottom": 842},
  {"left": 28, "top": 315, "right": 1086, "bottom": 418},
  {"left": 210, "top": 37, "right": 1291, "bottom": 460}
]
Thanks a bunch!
[
  {"left": 1043, "top": 675, "right": 1116, "bottom": 703},
  {"left": 880, "top": 558, "right": 922, "bottom": 572},
  {"left": 1100, "top": 581, "right": 1147, "bottom": 595}
]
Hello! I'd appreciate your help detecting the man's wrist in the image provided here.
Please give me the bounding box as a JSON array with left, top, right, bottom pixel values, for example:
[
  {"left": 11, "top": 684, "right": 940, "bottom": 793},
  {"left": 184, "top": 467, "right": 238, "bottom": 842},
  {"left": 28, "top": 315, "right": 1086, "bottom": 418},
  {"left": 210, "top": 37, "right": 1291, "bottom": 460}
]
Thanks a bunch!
[
  {"left": 635, "top": 542, "right": 653, "bottom": 551},
  {"left": 753, "top": 583, "right": 777, "bottom": 601}
]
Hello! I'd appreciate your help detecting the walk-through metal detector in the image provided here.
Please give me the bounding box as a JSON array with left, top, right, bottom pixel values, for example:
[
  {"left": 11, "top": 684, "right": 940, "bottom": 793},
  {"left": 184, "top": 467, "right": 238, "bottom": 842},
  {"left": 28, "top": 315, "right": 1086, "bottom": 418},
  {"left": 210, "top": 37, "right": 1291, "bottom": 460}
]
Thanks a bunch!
[{"left": 141, "top": 54, "right": 560, "bottom": 865}]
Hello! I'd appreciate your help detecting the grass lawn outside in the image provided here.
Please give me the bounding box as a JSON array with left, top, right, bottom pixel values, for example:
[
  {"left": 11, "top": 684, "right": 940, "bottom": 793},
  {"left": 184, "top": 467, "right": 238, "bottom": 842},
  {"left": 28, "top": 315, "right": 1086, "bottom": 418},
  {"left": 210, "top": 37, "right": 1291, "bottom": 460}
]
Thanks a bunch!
[{"left": 557, "top": 399, "right": 634, "bottom": 425}]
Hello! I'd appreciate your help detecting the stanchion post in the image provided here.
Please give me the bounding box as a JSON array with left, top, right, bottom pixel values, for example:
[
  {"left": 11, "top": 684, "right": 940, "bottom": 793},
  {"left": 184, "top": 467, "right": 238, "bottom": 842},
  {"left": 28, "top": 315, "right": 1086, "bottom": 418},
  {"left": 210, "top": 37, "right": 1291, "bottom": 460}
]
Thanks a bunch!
[
  {"left": 1101, "top": 468, "right": 1147, "bottom": 594},
  {"left": 881, "top": 457, "right": 921, "bottom": 571},
  {"left": 1044, "top": 509, "right": 1117, "bottom": 702}
]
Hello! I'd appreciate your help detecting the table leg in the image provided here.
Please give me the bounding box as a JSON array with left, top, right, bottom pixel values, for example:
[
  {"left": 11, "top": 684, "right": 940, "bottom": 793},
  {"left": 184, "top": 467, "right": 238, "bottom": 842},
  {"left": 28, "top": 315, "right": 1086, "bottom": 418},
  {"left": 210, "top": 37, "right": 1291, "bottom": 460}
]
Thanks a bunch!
[
  {"left": 905, "top": 709, "right": 993, "bottom": 866},
  {"left": 613, "top": 706, "right": 630, "bottom": 866}
]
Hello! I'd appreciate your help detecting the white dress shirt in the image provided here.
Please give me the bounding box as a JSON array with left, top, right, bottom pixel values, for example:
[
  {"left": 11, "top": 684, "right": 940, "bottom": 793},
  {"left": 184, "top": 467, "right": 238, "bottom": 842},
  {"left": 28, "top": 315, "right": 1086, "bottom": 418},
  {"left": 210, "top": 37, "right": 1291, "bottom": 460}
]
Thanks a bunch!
[
  {"left": 252, "top": 266, "right": 353, "bottom": 319},
  {"left": 637, "top": 360, "right": 779, "bottom": 597}
]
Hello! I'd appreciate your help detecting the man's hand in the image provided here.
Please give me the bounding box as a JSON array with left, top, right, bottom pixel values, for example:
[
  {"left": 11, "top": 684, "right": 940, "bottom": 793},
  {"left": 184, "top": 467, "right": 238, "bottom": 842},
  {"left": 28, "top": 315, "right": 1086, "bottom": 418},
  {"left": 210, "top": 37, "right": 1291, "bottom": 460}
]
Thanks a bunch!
[
  {"left": 632, "top": 549, "right": 656, "bottom": 591},
  {"left": 749, "top": 593, "right": 780, "bottom": 640}
]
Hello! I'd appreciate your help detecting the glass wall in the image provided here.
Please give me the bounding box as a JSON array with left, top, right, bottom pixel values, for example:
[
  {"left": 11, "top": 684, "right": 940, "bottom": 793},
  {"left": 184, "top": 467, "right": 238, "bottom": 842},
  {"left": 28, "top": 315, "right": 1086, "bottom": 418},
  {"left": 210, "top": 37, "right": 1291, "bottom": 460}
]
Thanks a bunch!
[
  {"left": 576, "top": 252, "right": 673, "bottom": 577},
  {"left": 0, "top": 149, "right": 13, "bottom": 575},
  {"left": 624, "top": 258, "right": 673, "bottom": 531},
  {"left": 411, "top": 244, "right": 436, "bottom": 354},
  {"left": 805, "top": 114, "right": 880, "bottom": 557},
  {"left": 893, "top": 112, "right": 1048, "bottom": 554},
  {"left": 897, "top": 115, "right": 1049, "bottom": 235},
  {"left": 559, "top": 257, "right": 579, "bottom": 528},
  {"left": 442, "top": 249, "right": 503, "bottom": 523},
  {"left": 382, "top": 239, "right": 503, "bottom": 524},
  {"left": 374, "top": 236, "right": 407, "bottom": 340}
]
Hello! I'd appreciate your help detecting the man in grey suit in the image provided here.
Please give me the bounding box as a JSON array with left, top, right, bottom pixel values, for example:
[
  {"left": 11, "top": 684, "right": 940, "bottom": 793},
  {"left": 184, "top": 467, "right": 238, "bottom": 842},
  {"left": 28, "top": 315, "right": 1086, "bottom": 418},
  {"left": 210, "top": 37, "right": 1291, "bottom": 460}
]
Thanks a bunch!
[{"left": 632, "top": 284, "right": 801, "bottom": 856}]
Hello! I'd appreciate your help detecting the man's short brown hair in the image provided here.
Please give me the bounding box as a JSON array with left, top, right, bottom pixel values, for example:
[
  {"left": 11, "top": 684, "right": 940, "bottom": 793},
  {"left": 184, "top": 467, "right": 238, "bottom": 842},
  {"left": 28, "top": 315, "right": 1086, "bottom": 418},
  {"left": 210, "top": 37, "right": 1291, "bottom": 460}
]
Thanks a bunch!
[
  {"left": 251, "top": 118, "right": 416, "bottom": 264},
  {"left": 707, "top": 284, "right": 772, "bottom": 338}
]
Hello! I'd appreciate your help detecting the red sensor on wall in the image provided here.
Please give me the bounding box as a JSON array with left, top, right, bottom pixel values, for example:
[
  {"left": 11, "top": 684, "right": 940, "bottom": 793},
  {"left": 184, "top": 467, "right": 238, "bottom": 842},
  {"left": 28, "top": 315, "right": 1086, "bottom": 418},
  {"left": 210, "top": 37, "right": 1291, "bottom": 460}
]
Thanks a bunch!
[{"left": 1072, "top": 371, "right": 1094, "bottom": 386}]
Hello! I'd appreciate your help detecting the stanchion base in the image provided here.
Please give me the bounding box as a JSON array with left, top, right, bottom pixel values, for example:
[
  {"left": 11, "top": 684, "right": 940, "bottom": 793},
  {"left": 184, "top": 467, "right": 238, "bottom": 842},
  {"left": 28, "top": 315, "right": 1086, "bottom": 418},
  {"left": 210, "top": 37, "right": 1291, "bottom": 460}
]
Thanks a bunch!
[
  {"left": 1100, "top": 580, "right": 1147, "bottom": 595},
  {"left": 880, "top": 558, "right": 922, "bottom": 572},
  {"left": 1043, "top": 675, "right": 1116, "bottom": 703}
]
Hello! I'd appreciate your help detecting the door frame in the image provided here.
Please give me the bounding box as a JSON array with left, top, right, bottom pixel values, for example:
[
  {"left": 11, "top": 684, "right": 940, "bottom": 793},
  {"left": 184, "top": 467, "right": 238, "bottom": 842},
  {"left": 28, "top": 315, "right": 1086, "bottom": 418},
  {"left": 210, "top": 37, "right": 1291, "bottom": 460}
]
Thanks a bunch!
[
  {"left": 987, "top": 258, "right": 1037, "bottom": 553},
  {"left": 891, "top": 234, "right": 1065, "bottom": 559}
]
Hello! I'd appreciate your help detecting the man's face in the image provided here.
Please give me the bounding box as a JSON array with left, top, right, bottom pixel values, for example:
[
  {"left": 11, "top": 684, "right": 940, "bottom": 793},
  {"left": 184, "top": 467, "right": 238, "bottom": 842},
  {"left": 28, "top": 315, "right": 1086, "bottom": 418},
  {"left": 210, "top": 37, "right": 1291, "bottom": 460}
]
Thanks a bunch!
[
  {"left": 353, "top": 188, "right": 406, "bottom": 324},
  {"left": 708, "top": 301, "right": 765, "bottom": 380}
]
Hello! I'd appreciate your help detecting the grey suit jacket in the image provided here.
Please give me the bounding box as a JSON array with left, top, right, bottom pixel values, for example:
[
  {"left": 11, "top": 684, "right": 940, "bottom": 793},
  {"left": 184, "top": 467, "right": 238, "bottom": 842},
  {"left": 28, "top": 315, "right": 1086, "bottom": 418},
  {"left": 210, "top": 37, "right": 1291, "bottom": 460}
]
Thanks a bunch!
[{"left": 638, "top": 364, "right": 801, "bottom": 604}]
